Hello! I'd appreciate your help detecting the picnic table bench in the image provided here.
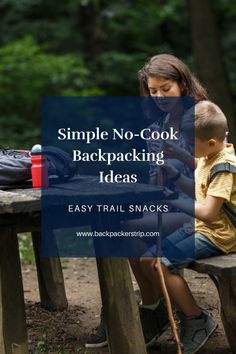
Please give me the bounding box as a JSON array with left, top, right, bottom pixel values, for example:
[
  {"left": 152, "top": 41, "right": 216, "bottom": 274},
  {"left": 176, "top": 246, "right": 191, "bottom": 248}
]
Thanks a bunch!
[{"left": 189, "top": 254, "right": 236, "bottom": 353}]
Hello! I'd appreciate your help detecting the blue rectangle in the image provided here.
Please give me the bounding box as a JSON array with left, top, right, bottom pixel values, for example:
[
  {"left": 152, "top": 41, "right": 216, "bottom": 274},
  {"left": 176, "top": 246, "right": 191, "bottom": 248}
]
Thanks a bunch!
[{"left": 41, "top": 96, "right": 195, "bottom": 259}]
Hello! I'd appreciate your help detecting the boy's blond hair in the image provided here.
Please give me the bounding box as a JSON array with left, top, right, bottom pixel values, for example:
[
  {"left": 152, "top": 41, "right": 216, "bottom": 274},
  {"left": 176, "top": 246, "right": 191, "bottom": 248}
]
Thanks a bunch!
[
  {"left": 182, "top": 101, "right": 228, "bottom": 142},
  {"left": 195, "top": 101, "right": 228, "bottom": 141}
]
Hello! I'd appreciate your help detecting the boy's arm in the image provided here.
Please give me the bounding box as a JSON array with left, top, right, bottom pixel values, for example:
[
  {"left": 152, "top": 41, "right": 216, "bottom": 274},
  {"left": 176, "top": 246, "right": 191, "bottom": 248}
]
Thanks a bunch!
[
  {"left": 169, "top": 195, "right": 224, "bottom": 222},
  {"left": 168, "top": 167, "right": 233, "bottom": 222},
  {"left": 195, "top": 195, "right": 224, "bottom": 222}
]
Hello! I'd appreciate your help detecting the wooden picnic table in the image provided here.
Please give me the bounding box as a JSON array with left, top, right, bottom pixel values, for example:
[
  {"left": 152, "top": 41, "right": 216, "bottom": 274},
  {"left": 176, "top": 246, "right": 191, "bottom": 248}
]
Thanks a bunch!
[{"left": 0, "top": 175, "right": 171, "bottom": 354}]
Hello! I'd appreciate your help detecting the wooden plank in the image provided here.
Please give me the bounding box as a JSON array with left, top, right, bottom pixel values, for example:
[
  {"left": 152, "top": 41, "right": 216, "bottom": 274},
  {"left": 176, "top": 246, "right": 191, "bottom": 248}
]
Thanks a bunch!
[
  {"left": 31, "top": 231, "right": 68, "bottom": 311},
  {"left": 0, "top": 190, "right": 40, "bottom": 214},
  {"left": 189, "top": 254, "right": 236, "bottom": 276},
  {"left": 0, "top": 176, "right": 176, "bottom": 214},
  {"left": 95, "top": 215, "right": 147, "bottom": 354},
  {"left": 0, "top": 213, "right": 40, "bottom": 230},
  {"left": 41, "top": 179, "right": 175, "bottom": 206},
  {"left": 0, "top": 227, "right": 28, "bottom": 354},
  {"left": 97, "top": 258, "right": 147, "bottom": 354},
  {"left": 0, "top": 287, "right": 6, "bottom": 354}
]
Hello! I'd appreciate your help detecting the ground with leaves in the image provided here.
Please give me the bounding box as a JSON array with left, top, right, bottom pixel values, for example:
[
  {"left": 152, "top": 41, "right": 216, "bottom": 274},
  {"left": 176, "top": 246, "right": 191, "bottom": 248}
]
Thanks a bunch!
[{"left": 22, "top": 258, "right": 231, "bottom": 354}]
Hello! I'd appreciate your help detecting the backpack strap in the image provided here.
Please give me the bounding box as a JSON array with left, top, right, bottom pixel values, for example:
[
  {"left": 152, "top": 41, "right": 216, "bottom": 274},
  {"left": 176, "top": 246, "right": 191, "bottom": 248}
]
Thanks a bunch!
[
  {"left": 42, "top": 146, "right": 78, "bottom": 181},
  {"left": 209, "top": 162, "right": 236, "bottom": 184},
  {"left": 208, "top": 162, "right": 236, "bottom": 228}
]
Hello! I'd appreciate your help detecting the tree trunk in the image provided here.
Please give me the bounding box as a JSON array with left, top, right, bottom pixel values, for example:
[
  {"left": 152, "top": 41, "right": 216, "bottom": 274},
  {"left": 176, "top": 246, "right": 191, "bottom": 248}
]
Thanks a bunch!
[
  {"left": 77, "top": 1, "right": 104, "bottom": 62},
  {"left": 188, "top": 0, "right": 236, "bottom": 144}
]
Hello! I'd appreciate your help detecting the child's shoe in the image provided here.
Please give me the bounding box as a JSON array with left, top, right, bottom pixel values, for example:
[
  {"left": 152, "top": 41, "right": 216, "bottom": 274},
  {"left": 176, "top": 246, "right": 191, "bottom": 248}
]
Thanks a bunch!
[
  {"left": 140, "top": 298, "right": 169, "bottom": 347},
  {"left": 85, "top": 299, "right": 169, "bottom": 348},
  {"left": 179, "top": 309, "right": 217, "bottom": 354},
  {"left": 85, "top": 307, "right": 108, "bottom": 348}
]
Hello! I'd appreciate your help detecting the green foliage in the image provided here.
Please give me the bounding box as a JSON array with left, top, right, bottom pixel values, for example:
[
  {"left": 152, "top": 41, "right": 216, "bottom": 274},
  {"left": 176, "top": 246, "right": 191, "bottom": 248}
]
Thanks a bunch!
[
  {"left": 94, "top": 51, "right": 146, "bottom": 95},
  {"left": 35, "top": 331, "right": 49, "bottom": 354},
  {"left": 34, "top": 330, "right": 82, "bottom": 353},
  {"left": 0, "top": 0, "right": 81, "bottom": 52},
  {"left": 0, "top": 36, "right": 102, "bottom": 148},
  {"left": 18, "top": 233, "right": 35, "bottom": 264}
]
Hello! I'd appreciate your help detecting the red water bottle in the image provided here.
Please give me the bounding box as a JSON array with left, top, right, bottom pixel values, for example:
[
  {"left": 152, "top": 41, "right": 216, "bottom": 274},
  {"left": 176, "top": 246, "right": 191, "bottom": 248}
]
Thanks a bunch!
[{"left": 30, "top": 144, "right": 49, "bottom": 188}]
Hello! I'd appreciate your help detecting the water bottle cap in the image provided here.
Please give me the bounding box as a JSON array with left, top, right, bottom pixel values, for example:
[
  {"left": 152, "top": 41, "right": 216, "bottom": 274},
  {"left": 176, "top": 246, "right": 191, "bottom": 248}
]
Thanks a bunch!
[{"left": 31, "top": 144, "right": 42, "bottom": 155}]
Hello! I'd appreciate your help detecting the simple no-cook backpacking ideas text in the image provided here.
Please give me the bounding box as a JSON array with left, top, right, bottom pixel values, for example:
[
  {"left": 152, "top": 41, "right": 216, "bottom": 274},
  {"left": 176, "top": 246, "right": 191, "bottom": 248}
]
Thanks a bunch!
[{"left": 57, "top": 127, "right": 179, "bottom": 183}]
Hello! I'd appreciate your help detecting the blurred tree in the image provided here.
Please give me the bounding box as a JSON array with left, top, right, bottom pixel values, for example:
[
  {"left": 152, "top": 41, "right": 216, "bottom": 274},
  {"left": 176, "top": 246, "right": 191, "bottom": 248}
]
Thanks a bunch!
[
  {"left": 90, "top": 0, "right": 191, "bottom": 94},
  {"left": 0, "top": 0, "right": 191, "bottom": 95},
  {"left": 188, "top": 0, "right": 236, "bottom": 143},
  {"left": 78, "top": 0, "right": 105, "bottom": 62}
]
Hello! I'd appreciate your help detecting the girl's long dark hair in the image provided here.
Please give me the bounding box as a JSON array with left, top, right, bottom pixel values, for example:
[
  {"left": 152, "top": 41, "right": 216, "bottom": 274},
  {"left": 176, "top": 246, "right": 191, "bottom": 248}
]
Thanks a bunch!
[{"left": 139, "top": 54, "right": 209, "bottom": 102}]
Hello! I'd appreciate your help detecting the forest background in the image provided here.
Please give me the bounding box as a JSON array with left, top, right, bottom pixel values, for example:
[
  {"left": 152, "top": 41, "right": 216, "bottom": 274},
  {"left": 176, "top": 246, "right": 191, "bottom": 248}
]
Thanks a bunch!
[{"left": 0, "top": 0, "right": 236, "bottom": 149}]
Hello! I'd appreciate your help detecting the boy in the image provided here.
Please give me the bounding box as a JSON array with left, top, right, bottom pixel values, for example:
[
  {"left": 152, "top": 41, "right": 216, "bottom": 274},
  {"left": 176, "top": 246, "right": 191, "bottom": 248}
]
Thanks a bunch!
[{"left": 140, "top": 100, "right": 236, "bottom": 353}]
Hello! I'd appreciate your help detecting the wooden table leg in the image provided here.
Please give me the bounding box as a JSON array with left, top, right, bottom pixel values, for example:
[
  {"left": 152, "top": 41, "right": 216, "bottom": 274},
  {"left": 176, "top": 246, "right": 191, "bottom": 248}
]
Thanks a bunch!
[
  {"left": 210, "top": 275, "right": 236, "bottom": 353},
  {"left": 0, "top": 226, "right": 28, "bottom": 354},
  {"left": 97, "top": 258, "right": 147, "bottom": 354},
  {"left": 93, "top": 214, "right": 147, "bottom": 354},
  {"left": 31, "top": 231, "right": 68, "bottom": 311}
]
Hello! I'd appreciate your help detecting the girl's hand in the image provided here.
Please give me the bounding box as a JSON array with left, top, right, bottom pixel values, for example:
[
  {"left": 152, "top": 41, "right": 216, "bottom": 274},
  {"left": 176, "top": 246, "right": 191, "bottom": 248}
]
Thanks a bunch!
[
  {"left": 163, "top": 141, "right": 187, "bottom": 160},
  {"left": 161, "top": 163, "right": 178, "bottom": 178}
]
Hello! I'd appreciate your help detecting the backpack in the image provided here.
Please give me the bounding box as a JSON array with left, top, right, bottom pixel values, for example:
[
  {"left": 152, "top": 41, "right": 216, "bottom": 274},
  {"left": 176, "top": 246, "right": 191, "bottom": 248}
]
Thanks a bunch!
[
  {"left": 208, "top": 162, "right": 236, "bottom": 227},
  {"left": 0, "top": 147, "right": 78, "bottom": 188}
]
